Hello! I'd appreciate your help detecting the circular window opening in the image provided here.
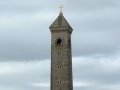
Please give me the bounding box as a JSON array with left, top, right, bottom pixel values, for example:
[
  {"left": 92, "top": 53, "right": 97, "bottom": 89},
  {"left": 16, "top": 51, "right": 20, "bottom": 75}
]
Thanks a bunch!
[{"left": 57, "top": 39, "right": 62, "bottom": 45}]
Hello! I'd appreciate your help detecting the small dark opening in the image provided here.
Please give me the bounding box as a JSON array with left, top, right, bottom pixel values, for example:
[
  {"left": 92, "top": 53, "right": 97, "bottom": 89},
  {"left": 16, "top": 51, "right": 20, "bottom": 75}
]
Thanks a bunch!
[
  {"left": 57, "top": 39, "right": 62, "bottom": 45},
  {"left": 58, "top": 65, "right": 62, "bottom": 69},
  {"left": 58, "top": 52, "right": 61, "bottom": 55},
  {"left": 58, "top": 80, "right": 62, "bottom": 84}
]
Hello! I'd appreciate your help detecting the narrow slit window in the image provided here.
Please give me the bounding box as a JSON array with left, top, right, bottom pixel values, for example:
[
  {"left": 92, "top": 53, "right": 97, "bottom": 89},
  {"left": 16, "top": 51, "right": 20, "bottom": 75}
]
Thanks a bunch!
[
  {"left": 58, "top": 65, "right": 62, "bottom": 69},
  {"left": 58, "top": 80, "right": 62, "bottom": 84}
]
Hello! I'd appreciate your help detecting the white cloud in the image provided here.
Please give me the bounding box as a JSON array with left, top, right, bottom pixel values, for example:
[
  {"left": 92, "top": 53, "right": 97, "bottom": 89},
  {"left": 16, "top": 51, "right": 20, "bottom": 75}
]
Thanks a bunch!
[
  {"left": 0, "top": 56, "right": 120, "bottom": 90},
  {"left": 73, "top": 82, "right": 92, "bottom": 87},
  {"left": 30, "top": 82, "right": 49, "bottom": 87}
]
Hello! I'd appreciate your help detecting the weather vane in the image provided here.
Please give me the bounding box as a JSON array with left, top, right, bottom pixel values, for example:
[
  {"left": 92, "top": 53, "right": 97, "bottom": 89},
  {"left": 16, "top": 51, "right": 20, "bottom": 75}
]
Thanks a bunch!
[{"left": 59, "top": 4, "right": 64, "bottom": 12}]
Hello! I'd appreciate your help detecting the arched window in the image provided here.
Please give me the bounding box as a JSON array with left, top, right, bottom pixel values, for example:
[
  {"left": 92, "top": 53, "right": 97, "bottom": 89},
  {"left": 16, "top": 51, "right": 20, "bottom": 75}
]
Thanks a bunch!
[{"left": 57, "top": 39, "right": 62, "bottom": 45}]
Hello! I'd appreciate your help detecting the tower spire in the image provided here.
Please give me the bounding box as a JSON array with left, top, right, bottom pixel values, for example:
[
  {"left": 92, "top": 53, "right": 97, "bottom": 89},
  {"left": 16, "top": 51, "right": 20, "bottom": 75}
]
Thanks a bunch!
[{"left": 49, "top": 5, "right": 73, "bottom": 30}]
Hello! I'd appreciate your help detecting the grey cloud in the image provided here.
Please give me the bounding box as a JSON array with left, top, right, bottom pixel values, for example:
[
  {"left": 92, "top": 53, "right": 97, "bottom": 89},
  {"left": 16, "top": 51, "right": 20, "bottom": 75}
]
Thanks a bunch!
[
  {"left": 0, "top": 14, "right": 51, "bottom": 61},
  {"left": 66, "top": 0, "right": 120, "bottom": 12},
  {"left": 0, "top": 0, "right": 61, "bottom": 14},
  {"left": 0, "top": 0, "right": 120, "bottom": 61},
  {"left": 0, "top": 0, "right": 120, "bottom": 90}
]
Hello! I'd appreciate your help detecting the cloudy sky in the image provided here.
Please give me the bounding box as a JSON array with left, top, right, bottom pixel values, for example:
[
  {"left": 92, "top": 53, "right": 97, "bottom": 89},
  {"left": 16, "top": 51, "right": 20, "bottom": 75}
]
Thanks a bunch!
[{"left": 0, "top": 0, "right": 120, "bottom": 90}]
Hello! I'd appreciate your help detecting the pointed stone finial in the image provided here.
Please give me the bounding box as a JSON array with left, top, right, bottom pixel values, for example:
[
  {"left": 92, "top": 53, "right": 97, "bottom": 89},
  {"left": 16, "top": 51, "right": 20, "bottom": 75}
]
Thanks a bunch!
[{"left": 59, "top": 4, "right": 64, "bottom": 12}]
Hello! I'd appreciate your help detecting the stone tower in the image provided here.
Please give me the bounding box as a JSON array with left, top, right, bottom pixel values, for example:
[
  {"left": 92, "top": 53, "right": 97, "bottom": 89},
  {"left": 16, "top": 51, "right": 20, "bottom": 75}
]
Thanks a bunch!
[{"left": 49, "top": 9, "right": 73, "bottom": 90}]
